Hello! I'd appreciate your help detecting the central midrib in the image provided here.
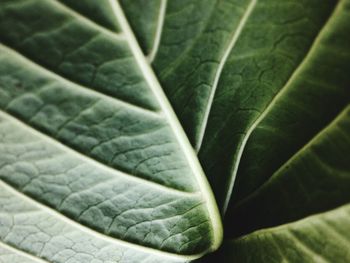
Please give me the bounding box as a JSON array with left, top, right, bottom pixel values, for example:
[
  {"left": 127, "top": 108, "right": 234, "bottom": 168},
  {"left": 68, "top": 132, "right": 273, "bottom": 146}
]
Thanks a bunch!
[{"left": 108, "top": 0, "right": 223, "bottom": 251}]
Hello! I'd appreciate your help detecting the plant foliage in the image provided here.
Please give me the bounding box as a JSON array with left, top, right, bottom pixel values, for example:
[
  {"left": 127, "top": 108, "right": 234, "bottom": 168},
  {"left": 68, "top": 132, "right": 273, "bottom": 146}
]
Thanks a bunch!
[{"left": 0, "top": 0, "right": 349, "bottom": 262}]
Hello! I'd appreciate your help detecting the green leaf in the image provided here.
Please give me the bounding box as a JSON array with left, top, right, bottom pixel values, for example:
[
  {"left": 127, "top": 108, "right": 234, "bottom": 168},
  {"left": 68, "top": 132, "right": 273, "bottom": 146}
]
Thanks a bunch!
[
  {"left": 231, "top": 0, "right": 350, "bottom": 206},
  {"left": 196, "top": 104, "right": 350, "bottom": 262},
  {"left": 210, "top": 203, "right": 350, "bottom": 262},
  {"left": 1, "top": 0, "right": 350, "bottom": 262},
  {"left": 198, "top": 0, "right": 350, "bottom": 261},
  {"left": 0, "top": 242, "right": 44, "bottom": 263},
  {"left": 119, "top": 0, "right": 164, "bottom": 59},
  {"left": 61, "top": 0, "right": 163, "bottom": 57},
  {"left": 227, "top": 105, "right": 350, "bottom": 237},
  {"left": 122, "top": 0, "right": 341, "bottom": 211},
  {"left": 0, "top": 0, "right": 222, "bottom": 261},
  {"left": 121, "top": 0, "right": 350, "bottom": 262},
  {"left": 0, "top": 179, "right": 189, "bottom": 263},
  {"left": 59, "top": 0, "right": 121, "bottom": 32}
]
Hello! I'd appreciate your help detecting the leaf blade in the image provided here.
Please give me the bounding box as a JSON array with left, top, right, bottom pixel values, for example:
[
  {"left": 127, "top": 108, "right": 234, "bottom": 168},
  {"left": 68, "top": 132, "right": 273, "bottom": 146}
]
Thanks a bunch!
[
  {"left": 0, "top": 0, "right": 222, "bottom": 260},
  {"left": 232, "top": 0, "right": 350, "bottom": 206},
  {"left": 218, "top": 203, "right": 350, "bottom": 263},
  {"left": 226, "top": 105, "right": 350, "bottom": 237}
]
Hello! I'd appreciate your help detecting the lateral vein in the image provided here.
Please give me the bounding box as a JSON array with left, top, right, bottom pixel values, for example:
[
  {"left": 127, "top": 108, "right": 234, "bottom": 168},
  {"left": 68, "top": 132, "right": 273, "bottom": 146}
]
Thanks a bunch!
[
  {"left": 0, "top": 110, "right": 199, "bottom": 198},
  {"left": 0, "top": 180, "right": 203, "bottom": 261},
  {"left": 222, "top": 0, "right": 342, "bottom": 214},
  {"left": 196, "top": 0, "right": 258, "bottom": 152},
  {"left": 0, "top": 241, "right": 49, "bottom": 263},
  {"left": 147, "top": 0, "right": 167, "bottom": 63},
  {"left": 52, "top": 0, "right": 125, "bottom": 40},
  {"left": 0, "top": 44, "right": 161, "bottom": 119},
  {"left": 234, "top": 104, "right": 350, "bottom": 210}
]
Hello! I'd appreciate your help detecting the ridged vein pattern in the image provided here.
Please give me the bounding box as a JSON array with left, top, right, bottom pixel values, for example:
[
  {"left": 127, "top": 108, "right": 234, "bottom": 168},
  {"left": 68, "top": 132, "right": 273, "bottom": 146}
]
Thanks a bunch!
[
  {"left": 195, "top": 1, "right": 350, "bottom": 261},
  {"left": 0, "top": 0, "right": 222, "bottom": 261},
  {"left": 0, "top": 182, "right": 185, "bottom": 263},
  {"left": 1, "top": 0, "right": 350, "bottom": 262},
  {"left": 122, "top": 0, "right": 350, "bottom": 261},
  {"left": 222, "top": 203, "right": 350, "bottom": 263},
  {"left": 227, "top": 105, "right": 350, "bottom": 237},
  {"left": 0, "top": 242, "right": 46, "bottom": 263},
  {"left": 122, "top": 0, "right": 340, "bottom": 211},
  {"left": 232, "top": 0, "right": 350, "bottom": 206}
]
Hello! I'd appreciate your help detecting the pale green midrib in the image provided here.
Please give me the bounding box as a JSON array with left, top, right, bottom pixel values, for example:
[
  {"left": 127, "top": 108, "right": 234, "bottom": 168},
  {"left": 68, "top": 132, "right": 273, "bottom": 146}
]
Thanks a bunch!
[
  {"left": 0, "top": 44, "right": 161, "bottom": 119},
  {"left": 195, "top": 0, "right": 257, "bottom": 152},
  {"left": 221, "top": 0, "right": 341, "bottom": 214},
  {"left": 0, "top": 110, "right": 199, "bottom": 198},
  {"left": 0, "top": 241, "right": 49, "bottom": 263},
  {"left": 0, "top": 180, "right": 205, "bottom": 261},
  {"left": 109, "top": 0, "right": 223, "bottom": 252},
  {"left": 147, "top": 0, "right": 167, "bottom": 63},
  {"left": 231, "top": 203, "right": 350, "bottom": 243},
  {"left": 233, "top": 104, "right": 350, "bottom": 210}
]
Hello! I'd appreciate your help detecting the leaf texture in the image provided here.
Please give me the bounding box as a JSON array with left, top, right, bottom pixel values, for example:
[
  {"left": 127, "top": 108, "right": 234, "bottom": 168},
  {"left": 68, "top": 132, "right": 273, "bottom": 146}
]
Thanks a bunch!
[
  {"left": 211, "top": 203, "right": 350, "bottom": 263},
  {"left": 227, "top": 105, "right": 350, "bottom": 237},
  {"left": 231, "top": 0, "right": 350, "bottom": 206},
  {"left": 0, "top": 0, "right": 222, "bottom": 262},
  {"left": 0, "top": 242, "right": 45, "bottom": 263},
  {"left": 123, "top": 0, "right": 350, "bottom": 262},
  {"left": 196, "top": 104, "right": 350, "bottom": 262},
  {"left": 122, "top": 0, "right": 341, "bottom": 211},
  {"left": 195, "top": 1, "right": 350, "bottom": 261},
  {"left": 0, "top": 179, "right": 188, "bottom": 263},
  {"left": 1, "top": 0, "right": 350, "bottom": 262}
]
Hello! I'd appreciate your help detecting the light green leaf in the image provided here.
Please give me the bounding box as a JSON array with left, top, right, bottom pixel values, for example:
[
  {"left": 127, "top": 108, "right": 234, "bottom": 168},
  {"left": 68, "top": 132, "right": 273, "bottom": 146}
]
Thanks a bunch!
[
  {"left": 0, "top": 242, "right": 45, "bottom": 263},
  {"left": 0, "top": 177, "right": 189, "bottom": 263},
  {"left": 0, "top": 0, "right": 222, "bottom": 262}
]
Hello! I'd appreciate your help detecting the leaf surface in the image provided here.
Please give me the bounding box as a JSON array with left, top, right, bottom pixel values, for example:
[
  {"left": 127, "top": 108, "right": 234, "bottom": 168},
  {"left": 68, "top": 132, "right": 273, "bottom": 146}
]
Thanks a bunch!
[
  {"left": 1, "top": 0, "right": 350, "bottom": 262},
  {"left": 227, "top": 105, "right": 350, "bottom": 237},
  {"left": 231, "top": 0, "right": 350, "bottom": 206},
  {"left": 122, "top": 0, "right": 350, "bottom": 261},
  {"left": 0, "top": 0, "right": 222, "bottom": 262},
  {"left": 196, "top": 104, "right": 350, "bottom": 262},
  {"left": 198, "top": 1, "right": 350, "bottom": 261},
  {"left": 210, "top": 203, "right": 350, "bottom": 263},
  {"left": 122, "top": 0, "right": 340, "bottom": 211}
]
